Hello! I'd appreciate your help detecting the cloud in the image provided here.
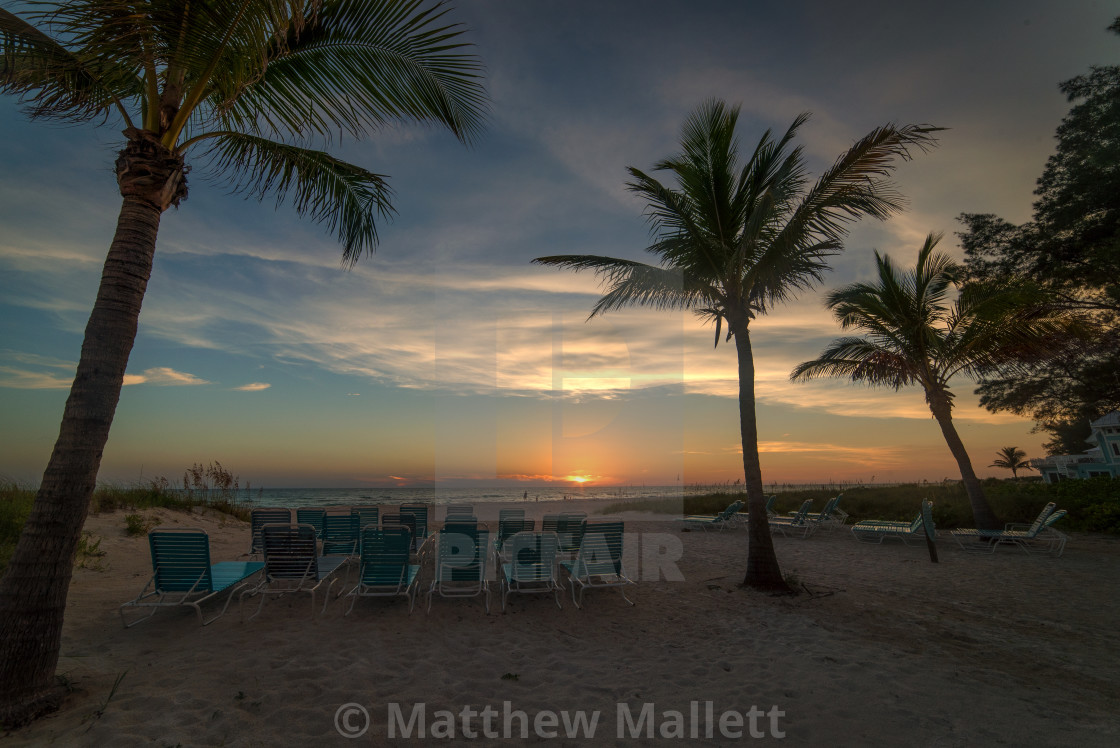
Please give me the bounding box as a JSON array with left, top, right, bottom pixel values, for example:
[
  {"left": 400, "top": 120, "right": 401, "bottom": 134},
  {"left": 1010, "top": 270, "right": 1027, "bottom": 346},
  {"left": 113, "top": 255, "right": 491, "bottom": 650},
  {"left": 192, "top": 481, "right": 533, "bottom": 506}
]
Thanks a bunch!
[
  {"left": 123, "top": 367, "right": 209, "bottom": 386},
  {"left": 232, "top": 382, "right": 271, "bottom": 392},
  {"left": 0, "top": 365, "right": 74, "bottom": 389}
]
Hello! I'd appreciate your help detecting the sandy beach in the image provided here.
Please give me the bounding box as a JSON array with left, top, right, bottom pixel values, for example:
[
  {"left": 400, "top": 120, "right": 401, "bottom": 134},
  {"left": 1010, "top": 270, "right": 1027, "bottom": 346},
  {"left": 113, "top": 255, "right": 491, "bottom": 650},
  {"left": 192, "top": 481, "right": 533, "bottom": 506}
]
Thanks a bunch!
[{"left": 5, "top": 500, "right": 1119, "bottom": 746}]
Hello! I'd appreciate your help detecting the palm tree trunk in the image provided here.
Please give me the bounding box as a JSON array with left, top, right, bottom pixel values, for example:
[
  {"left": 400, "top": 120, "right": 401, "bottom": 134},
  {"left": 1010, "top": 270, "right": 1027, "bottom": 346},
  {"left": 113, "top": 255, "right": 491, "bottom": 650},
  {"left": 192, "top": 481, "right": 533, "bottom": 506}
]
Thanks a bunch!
[
  {"left": 926, "top": 390, "right": 1000, "bottom": 530},
  {"left": 0, "top": 130, "right": 183, "bottom": 726},
  {"left": 731, "top": 319, "right": 790, "bottom": 592}
]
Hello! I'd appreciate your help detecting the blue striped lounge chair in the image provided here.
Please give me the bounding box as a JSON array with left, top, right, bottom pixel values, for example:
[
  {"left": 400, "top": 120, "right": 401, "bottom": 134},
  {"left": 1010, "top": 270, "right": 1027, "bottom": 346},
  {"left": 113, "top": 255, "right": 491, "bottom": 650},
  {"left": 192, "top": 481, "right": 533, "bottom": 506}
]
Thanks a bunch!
[
  {"left": 351, "top": 506, "right": 380, "bottom": 533},
  {"left": 295, "top": 508, "right": 326, "bottom": 539},
  {"left": 400, "top": 504, "right": 431, "bottom": 551},
  {"left": 791, "top": 494, "right": 846, "bottom": 529},
  {"left": 681, "top": 500, "right": 743, "bottom": 532},
  {"left": 247, "top": 508, "right": 291, "bottom": 557},
  {"left": 427, "top": 523, "right": 491, "bottom": 613},
  {"left": 768, "top": 499, "right": 816, "bottom": 538},
  {"left": 345, "top": 526, "right": 420, "bottom": 614},
  {"left": 851, "top": 500, "right": 935, "bottom": 545},
  {"left": 500, "top": 531, "right": 563, "bottom": 611},
  {"left": 951, "top": 502, "right": 1057, "bottom": 554},
  {"left": 322, "top": 512, "right": 360, "bottom": 564},
  {"left": 560, "top": 521, "right": 635, "bottom": 608},
  {"left": 120, "top": 527, "right": 264, "bottom": 627},
  {"left": 556, "top": 513, "right": 588, "bottom": 555},
  {"left": 240, "top": 523, "right": 348, "bottom": 619}
]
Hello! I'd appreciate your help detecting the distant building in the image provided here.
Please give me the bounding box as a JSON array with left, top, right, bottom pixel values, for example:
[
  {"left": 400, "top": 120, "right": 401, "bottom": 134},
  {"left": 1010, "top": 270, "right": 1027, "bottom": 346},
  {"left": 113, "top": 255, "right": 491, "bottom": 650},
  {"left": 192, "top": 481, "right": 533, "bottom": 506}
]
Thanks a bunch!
[{"left": 1031, "top": 411, "right": 1120, "bottom": 483}]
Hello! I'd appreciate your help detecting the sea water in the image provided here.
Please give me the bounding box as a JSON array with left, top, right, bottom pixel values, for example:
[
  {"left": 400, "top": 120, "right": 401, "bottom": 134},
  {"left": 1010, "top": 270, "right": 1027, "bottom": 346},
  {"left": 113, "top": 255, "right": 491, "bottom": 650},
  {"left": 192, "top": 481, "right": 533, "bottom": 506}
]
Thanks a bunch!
[{"left": 235, "top": 485, "right": 686, "bottom": 509}]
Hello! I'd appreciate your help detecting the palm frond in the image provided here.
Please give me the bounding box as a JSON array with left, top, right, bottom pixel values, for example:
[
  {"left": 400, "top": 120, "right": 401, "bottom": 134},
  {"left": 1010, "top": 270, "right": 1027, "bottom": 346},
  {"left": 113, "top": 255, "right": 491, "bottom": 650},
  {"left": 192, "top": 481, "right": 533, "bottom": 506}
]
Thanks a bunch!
[
  {"left": 773, "top": 123, "right": 942, "bottom": 253},
  {"left": 532, "top": 254, "right": 712, "bottom": 317},
  {"left": 214, "top": 0, "right": 487, "bottom": 144},
  {"left": 202, "top": 131, "right": 393, "bottom": 263},
  {"left": 790, "top": 337, "right": 919, "bottom": 390},
  {"left": 0, "top": 5, "right": 139, "bottom": 122}
]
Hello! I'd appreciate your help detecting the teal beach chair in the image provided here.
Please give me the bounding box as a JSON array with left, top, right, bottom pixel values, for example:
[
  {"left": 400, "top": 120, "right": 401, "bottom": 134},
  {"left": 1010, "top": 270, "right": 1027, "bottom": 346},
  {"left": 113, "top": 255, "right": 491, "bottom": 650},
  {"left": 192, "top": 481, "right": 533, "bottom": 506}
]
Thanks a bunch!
[
  {"left": 121, "top": 527, "right": 263, "bottom": 627},
  {"left": 501, "top": 531, "right": 563, "bottom": 610},
  {"left": 345, "top": 526, "right": 420, "bottom": 614},
  {"left": 561, "top": 521, "right": 635, "bottom": 608},
  {"left": 241, "top": 523, "right": 347, "bottom": 619}
]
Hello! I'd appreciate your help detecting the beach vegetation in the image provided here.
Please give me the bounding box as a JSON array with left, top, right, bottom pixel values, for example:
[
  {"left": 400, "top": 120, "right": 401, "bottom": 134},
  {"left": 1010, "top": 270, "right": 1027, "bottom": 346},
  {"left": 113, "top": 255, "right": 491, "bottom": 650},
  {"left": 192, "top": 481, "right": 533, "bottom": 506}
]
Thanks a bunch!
[
  {"left": 0, "top": 0, "right": 487, "bottom": 724},
  {"left": 535, "top": 99, "right": 938, "bottom": 591},
  {"left": 123, "top": 514, "right": 154, "bottom": 537},
  {"left": 73, "top": 533, "right": 106, "bottom": 572},
  {"left": 791, "top": 234, "right": 1081, "bottom": 529}
]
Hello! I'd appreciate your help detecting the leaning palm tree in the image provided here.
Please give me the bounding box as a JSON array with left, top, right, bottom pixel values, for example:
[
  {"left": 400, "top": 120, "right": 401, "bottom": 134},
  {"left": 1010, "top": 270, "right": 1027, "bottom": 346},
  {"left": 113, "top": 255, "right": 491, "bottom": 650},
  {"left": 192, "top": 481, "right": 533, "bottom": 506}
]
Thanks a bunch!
[
  {"left": 534, "top": 99, "right": 938, "bottom": 591},
  {"left": 990, "top": 446, "right": 1031, "bottom": 478},
  {"left": 792, "top": 233, "right": 1075, "bottom": 530},
  {"left": 0, "top": 0, "right": 486, "bottom": 723}
]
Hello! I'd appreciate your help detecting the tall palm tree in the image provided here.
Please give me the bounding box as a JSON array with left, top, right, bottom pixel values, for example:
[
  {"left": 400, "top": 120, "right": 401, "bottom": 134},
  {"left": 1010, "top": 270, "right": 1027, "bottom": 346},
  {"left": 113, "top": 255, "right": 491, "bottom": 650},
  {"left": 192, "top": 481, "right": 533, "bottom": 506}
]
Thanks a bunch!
[
  {"left": 990, "top": 446, "right": 1031, "bottom": 478},
  {"left": 534, "top": 99, "right": 938, "bottom": 591},
  {"left": 0, "top": 0, "right": 486, "bottom": 723},
  {"left": 791, "top": 233, "right": 1075, "bottom": 529}
]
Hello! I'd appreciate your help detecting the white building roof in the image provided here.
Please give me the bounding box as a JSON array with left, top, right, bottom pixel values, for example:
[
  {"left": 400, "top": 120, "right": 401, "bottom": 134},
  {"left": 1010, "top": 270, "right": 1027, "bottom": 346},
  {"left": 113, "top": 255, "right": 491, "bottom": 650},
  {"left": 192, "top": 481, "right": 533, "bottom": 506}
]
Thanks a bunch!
[{"left": 1090, "top": 410, "right": 1120, "bottom": 429}]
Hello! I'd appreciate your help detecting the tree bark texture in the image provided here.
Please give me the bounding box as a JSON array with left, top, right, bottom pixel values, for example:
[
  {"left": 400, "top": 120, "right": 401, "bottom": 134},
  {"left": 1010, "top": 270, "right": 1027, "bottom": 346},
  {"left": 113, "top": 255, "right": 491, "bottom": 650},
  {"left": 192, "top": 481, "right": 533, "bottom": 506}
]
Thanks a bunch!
[
  {"left": 0, "top": 129, "right": 184, "bottom": 726},
  {"left": 731, "top": 318, "right": 791, "bottom": 592},
  {"left": 927, "top": 389, "right": 1001, "bottom": 531}
]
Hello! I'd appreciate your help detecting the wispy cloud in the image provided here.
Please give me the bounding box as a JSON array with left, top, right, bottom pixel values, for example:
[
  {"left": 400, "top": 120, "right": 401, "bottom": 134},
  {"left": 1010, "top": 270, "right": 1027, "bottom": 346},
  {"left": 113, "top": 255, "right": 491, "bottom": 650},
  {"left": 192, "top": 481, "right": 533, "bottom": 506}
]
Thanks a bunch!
[
  {"left": 123, "top": 367, "right": 209, "bottom": 386},
  {"left": 232, "top": 382, "right": 270, "bottom": 392}
]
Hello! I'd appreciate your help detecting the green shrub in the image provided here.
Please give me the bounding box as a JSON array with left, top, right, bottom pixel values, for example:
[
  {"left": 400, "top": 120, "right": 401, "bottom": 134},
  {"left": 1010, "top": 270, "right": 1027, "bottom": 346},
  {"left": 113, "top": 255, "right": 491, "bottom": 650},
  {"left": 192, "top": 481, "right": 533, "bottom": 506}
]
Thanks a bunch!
[{"left": 124, "top": 513, "right": 155, "bottom": 537}]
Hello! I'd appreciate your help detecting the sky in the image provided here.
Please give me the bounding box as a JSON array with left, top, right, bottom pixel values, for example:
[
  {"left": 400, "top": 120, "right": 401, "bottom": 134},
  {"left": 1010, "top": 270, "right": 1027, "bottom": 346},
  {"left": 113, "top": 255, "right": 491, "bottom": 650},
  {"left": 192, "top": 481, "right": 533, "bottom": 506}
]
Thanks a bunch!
[{"left": 0, "top": 1, "right": 1116, "bottom": 490}]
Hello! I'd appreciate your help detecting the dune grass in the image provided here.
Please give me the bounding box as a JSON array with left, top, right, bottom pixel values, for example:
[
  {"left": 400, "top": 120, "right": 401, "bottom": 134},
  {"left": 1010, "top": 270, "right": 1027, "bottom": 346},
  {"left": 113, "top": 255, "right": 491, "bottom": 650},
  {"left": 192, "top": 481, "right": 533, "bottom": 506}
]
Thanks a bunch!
[
  {"left": 0, "top": 480, "right": 252, "bottom": 574},
  {"left": 600, "top": 478, "right": 1120, "bottom": 533}
]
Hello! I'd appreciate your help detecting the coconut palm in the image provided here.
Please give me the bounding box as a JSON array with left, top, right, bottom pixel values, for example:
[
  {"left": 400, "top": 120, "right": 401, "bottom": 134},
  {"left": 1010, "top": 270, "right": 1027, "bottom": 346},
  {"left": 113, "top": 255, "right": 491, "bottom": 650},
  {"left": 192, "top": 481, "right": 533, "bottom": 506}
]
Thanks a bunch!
[
  {"left": 990, "top": 446, "right": 1031, "bottom": 478},
  {"left": 534, "top": 99, "right": 938, "bottom": 591},
  {"left": 791, "top": 233, "right": 1075, "bottom": 529},
  {"left": 0, "top": 0, "right": 486, "bottom": 722}
]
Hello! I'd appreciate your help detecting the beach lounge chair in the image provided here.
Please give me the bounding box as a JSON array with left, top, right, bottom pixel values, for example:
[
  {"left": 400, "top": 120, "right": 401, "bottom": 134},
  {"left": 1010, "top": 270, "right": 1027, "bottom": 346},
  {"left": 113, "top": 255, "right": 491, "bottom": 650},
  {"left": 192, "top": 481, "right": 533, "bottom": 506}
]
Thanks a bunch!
[
  {"left": 728, "top": 495, "right": 776, "bottom": 527},
  {"left": 322, "top": 512, "right": 360, "bottom": 558},
  {"left": 1033, "top": 510, "right": 1070, "bottom": 557},
  {"left": 344, "top": 526, "right": 421, "bottom": 614},
  {"left": 792, "top": 494, "right": 846, "bottom": 529},
  {"left": 500, "top": 531, "right": 563, "bottom": 611},
  {"left": 951, "top": 503, "right": 1057, "bottom": 554},
  {"left": 542, "top": 514, "right": 561, "bottom": 534},
  {"left": 445, "top": 504, "right": 474, "bottom": 522},
  {"left": 427, "top": 524, "right": 491, "bottom": 613},
  {"left": 851, "top": 501, "right": 934, "bottom": 545},
  {"left": 560, "top": 521, "right": 635, "bottom": 608},
  {"left": 121, "top": 527, "right": 264, "bottom": 627},
  {"left": 681, "top": 500, "right": 743, "bottom": 532},
  {"left": 495, "top": 515, "right": 534, "bottom": 554},
  {"left": 400, "top": 504, "right": 431, "bottom": 550},
  {"left": 352, "top": 506, "right": 380, "bottom": 533},
  {"left": 768, "top": 499, "right": 817, "bottom": 538},
  {"left": 247, "top": 508, "right": 291, "bottom": 557},
  {"left": 241, "top": 523, "right": 347, "bottom": 619},
  {"left": 295, "top": 508, "right": 326, "bottom": 539},
  {"left": 556, "top": 512, "right": 588, "bottom": 554}
]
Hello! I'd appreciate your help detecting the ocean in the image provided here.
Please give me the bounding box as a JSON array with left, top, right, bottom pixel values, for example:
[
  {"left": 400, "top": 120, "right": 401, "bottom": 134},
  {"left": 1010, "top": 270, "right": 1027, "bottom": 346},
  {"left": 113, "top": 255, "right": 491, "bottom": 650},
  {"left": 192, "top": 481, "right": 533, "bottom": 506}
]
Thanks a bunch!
[
  {"left": 235, "top": 485, "right": 686, "bottom": 509},
  {"left": 213, "top": 480, "right": 870, "bottom": 509}
]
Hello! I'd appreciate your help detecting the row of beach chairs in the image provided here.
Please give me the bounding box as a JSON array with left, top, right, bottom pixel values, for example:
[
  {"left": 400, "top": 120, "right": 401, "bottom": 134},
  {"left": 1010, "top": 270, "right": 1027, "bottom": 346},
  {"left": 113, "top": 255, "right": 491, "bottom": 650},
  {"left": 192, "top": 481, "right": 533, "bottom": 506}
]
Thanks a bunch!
[
  {"left": 682, "top": 494, "right": 848, "bottom": 537},
  {"left": 685, "top": 495, "right": 1069, "bottom": 557},
  {"left": 120, "top": 507, "right": 636, "bottom": 627}
]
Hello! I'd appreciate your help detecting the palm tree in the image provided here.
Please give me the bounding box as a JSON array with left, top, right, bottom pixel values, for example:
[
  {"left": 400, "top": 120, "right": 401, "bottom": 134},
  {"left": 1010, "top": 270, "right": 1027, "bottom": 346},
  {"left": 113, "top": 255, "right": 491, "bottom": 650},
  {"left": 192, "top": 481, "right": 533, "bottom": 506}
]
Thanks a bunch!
[
  {"left": 0, "top": 0, "right": 486, "bottom": 723},
  {"left": 990, "top": 446, "right": 1031, "bottom": 478},
  {"left": 534, "top": 99, "right": 939, "bottom": 591},
  {"left": 791, "top": 233, "right": 1075, "bottom": 530}
]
